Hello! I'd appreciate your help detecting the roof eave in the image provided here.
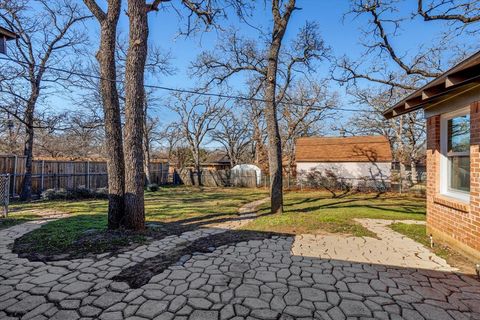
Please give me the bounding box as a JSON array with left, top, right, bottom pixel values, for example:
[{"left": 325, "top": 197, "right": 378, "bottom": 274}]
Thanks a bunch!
[
  {"left": 0, "top": 27, "right": 18, "bottom": 40},
  {"left": 384, "top": 51, "right": 480, "bottom": 119}
]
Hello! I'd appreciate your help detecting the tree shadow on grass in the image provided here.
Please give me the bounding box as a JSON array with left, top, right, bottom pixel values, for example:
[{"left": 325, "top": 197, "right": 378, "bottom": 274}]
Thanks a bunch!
[
  {"left": 292, "top": 202, "right": 425, "bottom": 215},
  {"left": 11, "top": 205, "right": 271, "bottom": 262}
]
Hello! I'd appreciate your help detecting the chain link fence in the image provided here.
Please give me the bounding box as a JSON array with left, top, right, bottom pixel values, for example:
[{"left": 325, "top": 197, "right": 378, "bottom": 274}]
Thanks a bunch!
[
  {"left": 0, "top": 174, "right": 10, "bottom": 217},
  {"left": 175, "top": 168, "right": 425, "bottom": 197}
]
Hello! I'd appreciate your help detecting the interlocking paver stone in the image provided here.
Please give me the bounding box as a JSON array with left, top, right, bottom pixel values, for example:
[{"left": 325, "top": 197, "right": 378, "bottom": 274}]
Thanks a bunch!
[
  {"left": 61, "top": 281, "right": 94, "bottom": 294},
  {"left": 339, "top": 300, "right": 372, "bottom": 317},
  {"left": 93, "top": 292, "right": 125, "bottom": 308},
  {"left": 6, "top": 295, "right": 46, "bottom": 314},
  {"left": 0, "top": 210, "right": 479, "bottom": 320},
  {"left": 136, "top": 300, "right": 168, "bottom": 318}
]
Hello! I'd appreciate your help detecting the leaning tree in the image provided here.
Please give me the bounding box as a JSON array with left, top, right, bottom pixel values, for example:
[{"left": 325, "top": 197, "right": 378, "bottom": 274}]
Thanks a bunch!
[
  {"left": 192, "top": 4, "right": 329, "bottom": 213},
  {"left": 119, "top": 0, "right": 250, "bottom": 230},
  {"left": 0, "top": 0, "right": 89, "bottom": 201}
]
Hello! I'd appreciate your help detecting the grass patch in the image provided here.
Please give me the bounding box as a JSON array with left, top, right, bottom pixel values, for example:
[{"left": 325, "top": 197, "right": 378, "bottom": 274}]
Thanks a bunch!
[
  {"left": 243, "top": 191, "right": 426, "bottom": 237},
  {"left": 388, "top": 222, "right": 477, "bottom": 274},
  {"left": 8, "top": 186, "right": 267, "bottom": 260},
  {"left": 390, "top": 223, "right": 430, "bottom": 246},
  {"left": 390, "top": 222, "right": 450, "bottom": 260},
  {"left": 0, "top": 218, "right": 28, "bottom": 230}
]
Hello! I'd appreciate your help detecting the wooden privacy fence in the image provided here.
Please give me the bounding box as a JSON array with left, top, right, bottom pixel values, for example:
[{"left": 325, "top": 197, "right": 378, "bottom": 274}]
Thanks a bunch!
[
  {"left": 178, "top": 169, "right": 259, "bottom": 188},
  {"left": 0, "top": 155, "right": 170, "bottom": 198}
]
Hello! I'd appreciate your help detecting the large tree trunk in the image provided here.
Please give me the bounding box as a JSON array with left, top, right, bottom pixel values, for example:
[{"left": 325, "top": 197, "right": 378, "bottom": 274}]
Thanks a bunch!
[
  {"left": 194, "top": 149, "right": 202, "bottom": 186},
  {"left": 264, "top": 0, "right": 296, "bottom": 214},
  {"left": 97, "top": 13, "right": 126, "bottom": 230},
  {"left": 410, "top": 159, "right": 418, "bottom": 185},
  {"left": 20, "top": 101, "right": 35, "bottom": 201},
  {"left": 123, "top": 0, "right": 147, "bottom": 230},
  {"left": 143, "top": 92, "right": 152, "bottom": 185},
  {"left": 20, "top": 89, "right": 39, "bottom": 201},
  {"left": 143, "top": 131, "right": 152, "bottom": 185}
]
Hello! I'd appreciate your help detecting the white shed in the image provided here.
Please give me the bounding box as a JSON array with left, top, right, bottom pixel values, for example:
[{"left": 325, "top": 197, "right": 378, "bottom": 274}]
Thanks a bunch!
[
  {"left": 231, "top": 164, "right": 262, "bottom": 186},
  {"left": 296, "top": 136, "right": 392, "bottom": 187}
]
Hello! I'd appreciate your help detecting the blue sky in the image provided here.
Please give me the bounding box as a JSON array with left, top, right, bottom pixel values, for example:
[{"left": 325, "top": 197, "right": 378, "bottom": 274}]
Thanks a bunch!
[{"left": 69, "top": 1, "right": 478, "bottom": 133}]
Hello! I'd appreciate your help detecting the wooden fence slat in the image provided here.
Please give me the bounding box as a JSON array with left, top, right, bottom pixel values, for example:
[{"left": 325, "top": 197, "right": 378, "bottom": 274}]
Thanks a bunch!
[{"left": 0, "top": 155, "right": 170, "bottom": 197}]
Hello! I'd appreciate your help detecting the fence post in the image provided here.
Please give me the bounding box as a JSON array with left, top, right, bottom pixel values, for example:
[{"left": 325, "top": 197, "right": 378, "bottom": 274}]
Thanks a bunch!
[
  {"left": 2, "top": 174, "right": 10, "bottom": 218},
  {"left": 86, "top": 161, "right": 90, "bottom": 190},
  {"left": 12, "top": 155, "right": 17, "bottom": 197},
  {"left": 40, "top": 160, "right": 45, "bottom": 192}
]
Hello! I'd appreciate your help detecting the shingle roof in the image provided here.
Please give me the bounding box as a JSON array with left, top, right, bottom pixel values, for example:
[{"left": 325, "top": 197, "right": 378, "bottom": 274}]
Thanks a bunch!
[{"left": 295, "top": 136, "right": 392, "bottom": 162}]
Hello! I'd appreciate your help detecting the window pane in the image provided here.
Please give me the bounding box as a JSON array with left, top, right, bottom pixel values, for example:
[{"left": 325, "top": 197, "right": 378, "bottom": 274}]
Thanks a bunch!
[
  {"left": 448, "top": 114, "right": 470, "bottom": 153},
  {"left": 449, "top": 156, "right": 470, "bottom": 192}
]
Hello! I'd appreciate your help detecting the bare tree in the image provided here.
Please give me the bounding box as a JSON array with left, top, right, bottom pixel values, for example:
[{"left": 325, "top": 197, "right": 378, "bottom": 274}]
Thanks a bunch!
[
  {"left": 82, "top": 0, "right": 126, "bottom": 229},
  {"left": 279, "top": 81, "right": 337, "bottom": 179},
  {"left": 156, "top": 124, "right": 184, "bottom": 166},
  {"left": 143, "top": 90, "right": 162, "bottom": 185},
  {"left": 120, "top": 0, "right": 250, "bottom": 229},
  {"left": 168, "top": 93, "right": 225, "bottom": 185},
  {"left": 417, "top": 0, "right": 480, "bottom": 24},
  {"left": 245, "top": 98, "right": 268, "bottom": 171},
  {"left": 334, "top": 0, "right": 479, "bottom": 184},
  {"left": 337, "top": 86, "right": 425, "bottom": 185},
  {"left": 211, "top": 109, "right": 252, "bottom": 167},
  {"left": 193, "top": 3, "right": 329, "bottom": 213},
  {"left": 0, "top": 0, "right": 89, "bottom": 201}
]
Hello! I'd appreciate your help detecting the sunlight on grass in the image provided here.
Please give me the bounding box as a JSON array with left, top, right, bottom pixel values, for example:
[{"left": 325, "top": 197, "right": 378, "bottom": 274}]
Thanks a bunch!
[
  {"left": 243, "top": 191, "right": 426, "bottom": 237},
  {"left": 390, "top": 223, "right": 450, "bottom": 260},
  {"left": 5, "top": 186, "right": 268, "bottom": 255}
]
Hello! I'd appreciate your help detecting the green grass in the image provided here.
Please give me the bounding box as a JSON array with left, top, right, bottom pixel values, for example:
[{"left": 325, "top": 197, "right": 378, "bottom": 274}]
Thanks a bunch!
[
  {"left": 0, "top": 218, "right": 29, "bottom": 230},
  {"left": 390, "top": 222, "right": 450, "bottom": 259},
  {"left": 390, "top": 223, "right": 429, "bottom": 246},
  {"left": 6, "top": 186, "right": 268, "bottom": 257},
  {"left": 243, "top": 191, "right": 426, "bottom": 237}
]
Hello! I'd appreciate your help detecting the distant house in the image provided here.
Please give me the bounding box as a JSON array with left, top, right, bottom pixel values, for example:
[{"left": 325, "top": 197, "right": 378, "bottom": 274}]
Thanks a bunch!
[
  {"left": 383, "top": 51, "right": 480, "bottom": 260},
  {"left": 201, "top": 153, "right": 231, "bottom": 171},
  {"left": 0, "top": 26, "right": 17, "bottom": 55},
  {"left": 296, "top": 136, "right": 393, "bottom": 187}
]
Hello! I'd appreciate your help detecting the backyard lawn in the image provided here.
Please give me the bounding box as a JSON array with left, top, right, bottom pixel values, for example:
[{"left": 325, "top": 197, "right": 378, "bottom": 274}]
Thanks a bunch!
[
  {"left": 243, "top": 190, "right": 426, "bottom": 238},
  {"left": 5, "top": 186, "right": 268, "bottom": 259},
  {"left": 2, "top": 187, "right": 428, "bottom": 261}
]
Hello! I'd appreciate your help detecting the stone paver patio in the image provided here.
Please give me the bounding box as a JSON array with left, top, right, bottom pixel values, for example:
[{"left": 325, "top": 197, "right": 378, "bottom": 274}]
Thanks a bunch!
[
  {"left": 292, "top": 219, "right": 454, "bottom": 272},
  {"left": 1, "top": 202, "right": 480, "bottom": 320}
]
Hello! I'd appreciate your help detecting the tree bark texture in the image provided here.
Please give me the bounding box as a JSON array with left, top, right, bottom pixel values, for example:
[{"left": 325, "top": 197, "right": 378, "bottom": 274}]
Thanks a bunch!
[
  {"left": 143, "top": 92, "right": 151, "bottom": 185},
  {"left": 143, "top": 128, "right": 152, "bottom": 185},
  {"left": 20, "top": 98, "right": 36, "bottom": 201},
  {"left": 123, "top": 0, "right": 148, "bottom": 230},
  {"left": 84, "top": 0, "right": 126, "bottom": 229},
  {"left": 98, "top": 12, "right": 126, "bottom": 229},
  {"left": 264, "top": 0, "right": 296, "bottom": 214}
]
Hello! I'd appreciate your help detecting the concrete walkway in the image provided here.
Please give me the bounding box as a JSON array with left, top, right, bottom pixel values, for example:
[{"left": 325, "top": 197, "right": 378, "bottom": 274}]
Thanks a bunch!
[
  {"left": 0, "top": 205, "right": 480, "bottom": 319},
  {"left": 292, "top": 219, "right": 454, "bottom": 272}
]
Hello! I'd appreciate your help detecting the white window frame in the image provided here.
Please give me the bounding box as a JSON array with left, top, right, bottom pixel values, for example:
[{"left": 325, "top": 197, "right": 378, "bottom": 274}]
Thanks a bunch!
[{"left": 439, "top": 106, "right": 470, "bottom": 203}]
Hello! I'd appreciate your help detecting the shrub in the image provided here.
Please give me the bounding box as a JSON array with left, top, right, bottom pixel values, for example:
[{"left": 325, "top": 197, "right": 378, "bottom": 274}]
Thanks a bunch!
[
  {"left": 74, "top": 187, "right": 93, "bottom": 199},
  {"left": 94, "top": 187, "right": 109, "bottom": 199},
  {"left": 302, "top": 169, "right": 352, "bottom": 198},
  {"left": 41, "top": 187, "right": 109, "bottom": 200},
  {"left": 41, "top": 188, "right": 67, "bottom": 200},
  {"left": 146, "top": 183, "right": 159, "bottom": 192}
]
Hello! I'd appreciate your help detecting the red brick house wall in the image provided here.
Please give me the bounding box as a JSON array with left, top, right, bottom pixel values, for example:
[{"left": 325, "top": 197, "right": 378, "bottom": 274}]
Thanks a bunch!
[{"left": 426, "top": 102, "right": 480, "bottom": 260}]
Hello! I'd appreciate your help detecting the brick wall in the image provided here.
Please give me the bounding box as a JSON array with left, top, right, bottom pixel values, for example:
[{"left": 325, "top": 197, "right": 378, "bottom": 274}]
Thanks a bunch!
[{"left": 426, "top": 102, "right": 480, "bottom": 260}]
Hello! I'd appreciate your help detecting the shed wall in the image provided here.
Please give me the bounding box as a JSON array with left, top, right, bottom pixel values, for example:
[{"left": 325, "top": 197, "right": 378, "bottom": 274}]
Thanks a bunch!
[{"left": 296, "top": 162, "right": 391, "bottom": 184}]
